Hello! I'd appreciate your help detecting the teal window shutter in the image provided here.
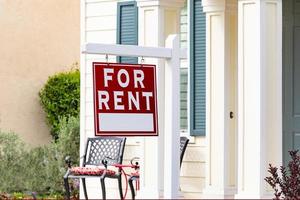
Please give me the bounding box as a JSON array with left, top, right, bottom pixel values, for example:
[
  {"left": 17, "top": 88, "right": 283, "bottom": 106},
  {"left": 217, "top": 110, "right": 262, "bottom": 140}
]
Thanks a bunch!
[
  {"left": 190, "top": 0, "right": 206, "bottom": 136},
  {"left": 117, "top": 1, "right": 138, "bottom": 64}
]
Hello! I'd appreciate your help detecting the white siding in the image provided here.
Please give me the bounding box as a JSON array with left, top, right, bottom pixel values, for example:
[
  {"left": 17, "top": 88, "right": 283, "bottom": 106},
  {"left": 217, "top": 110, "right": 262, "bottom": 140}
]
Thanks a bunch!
[
  {"left": 180, "top": 3, "right": 205, "bottom": 196},
  {"left": 180, "top": 137, "right": 206, "bottom": 195},
  {"left": 81, "top": 0, "right": 205, "bottom": 198},
  {"left": 81, "top": 1, "right": 138, "bottom": 198},
  {"left": 82, "top": 0, "right": 118, "bottom": 138}
]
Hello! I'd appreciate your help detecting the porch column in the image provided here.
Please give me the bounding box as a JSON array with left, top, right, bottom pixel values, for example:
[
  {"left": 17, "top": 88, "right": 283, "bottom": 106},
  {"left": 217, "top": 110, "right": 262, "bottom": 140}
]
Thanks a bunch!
[
  {"left": 136, "top": 0, "right": 184, "bottom": 198},
  {"left": 202, "top": 0, "right": 238, "bottom": 198},
  {"left": 236, "top": 0, "right": 282, "bottom": 198}
]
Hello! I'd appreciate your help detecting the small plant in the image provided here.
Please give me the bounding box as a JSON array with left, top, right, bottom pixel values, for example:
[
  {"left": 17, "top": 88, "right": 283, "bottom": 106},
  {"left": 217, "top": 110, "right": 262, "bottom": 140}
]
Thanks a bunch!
[
  {"left": 39, "top": 64, "right": 80, "bottom": 139},
  {"left": 12, "top": 192, "right": 25, "bottom": 199},
  {"left": 265, "top": 150, "right": 300, "bottom": 199}
]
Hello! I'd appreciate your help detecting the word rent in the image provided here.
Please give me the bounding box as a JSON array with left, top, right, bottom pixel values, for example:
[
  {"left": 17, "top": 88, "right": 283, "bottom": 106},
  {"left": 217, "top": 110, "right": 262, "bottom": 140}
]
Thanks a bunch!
[{"left": 98, "top": 68, "right": 153, "bottom": 110}]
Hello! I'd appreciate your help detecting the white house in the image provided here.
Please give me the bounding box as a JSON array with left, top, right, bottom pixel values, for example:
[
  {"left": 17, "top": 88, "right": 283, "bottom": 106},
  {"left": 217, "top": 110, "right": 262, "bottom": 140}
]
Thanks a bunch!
[{"left": 80, "top": 0, "right": 296, "bottom": 199}]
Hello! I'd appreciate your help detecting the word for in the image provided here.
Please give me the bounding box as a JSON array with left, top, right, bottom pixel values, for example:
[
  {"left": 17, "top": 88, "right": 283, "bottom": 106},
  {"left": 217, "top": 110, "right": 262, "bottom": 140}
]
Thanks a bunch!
[{"left": 98, "top": 68, "right": 153, "bottom": 111}]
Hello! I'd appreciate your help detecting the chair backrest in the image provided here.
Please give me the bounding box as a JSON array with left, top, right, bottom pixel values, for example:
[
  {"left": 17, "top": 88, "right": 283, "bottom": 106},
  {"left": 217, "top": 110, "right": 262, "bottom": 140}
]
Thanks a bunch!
[
  {"left": 180, "top": 136, "right": 189, "bottom": 167},
  {"left": 83, "top": 137, "right": 126, "bottom": 166}
]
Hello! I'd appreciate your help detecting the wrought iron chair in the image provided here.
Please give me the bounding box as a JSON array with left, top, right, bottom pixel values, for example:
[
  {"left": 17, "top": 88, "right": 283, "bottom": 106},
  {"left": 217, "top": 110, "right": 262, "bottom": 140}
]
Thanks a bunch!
[
  {"left": 63, "top": 137, "right": 126, "bottom": 200},
  {"left": 128, "top": 136, "right": 189, "bottom": 199}
]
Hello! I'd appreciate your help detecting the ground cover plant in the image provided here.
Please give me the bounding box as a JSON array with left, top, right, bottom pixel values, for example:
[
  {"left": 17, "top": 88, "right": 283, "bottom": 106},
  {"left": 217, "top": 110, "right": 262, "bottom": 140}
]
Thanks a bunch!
[{"left": 0, "top": 117, "right": 79, "bottom": 199}]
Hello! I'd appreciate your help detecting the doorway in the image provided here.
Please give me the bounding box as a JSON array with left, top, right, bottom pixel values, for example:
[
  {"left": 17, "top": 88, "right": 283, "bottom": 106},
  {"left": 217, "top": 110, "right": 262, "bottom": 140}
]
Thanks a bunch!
[{"left": 283, "top": 0, "right": 300, "bottom": 165}]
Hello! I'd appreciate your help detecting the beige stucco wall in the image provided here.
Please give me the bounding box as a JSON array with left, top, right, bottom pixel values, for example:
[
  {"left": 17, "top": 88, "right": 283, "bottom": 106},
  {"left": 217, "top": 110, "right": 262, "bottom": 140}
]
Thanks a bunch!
[{"left": 0, "top": 0, "right": 80, "bottom": 146}]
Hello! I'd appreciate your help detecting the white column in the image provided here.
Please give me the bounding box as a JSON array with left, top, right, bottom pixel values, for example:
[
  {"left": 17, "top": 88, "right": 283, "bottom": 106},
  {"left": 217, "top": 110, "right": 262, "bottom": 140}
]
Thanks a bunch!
[
  {"left": 202, "top": 0, "right": 238, "bottom": 198},
  {"left": 236, "top": 0, "right": 282, "bottom": 198},
  {"left": 136, "top": 0, "right": 184, "bottom": 198}
]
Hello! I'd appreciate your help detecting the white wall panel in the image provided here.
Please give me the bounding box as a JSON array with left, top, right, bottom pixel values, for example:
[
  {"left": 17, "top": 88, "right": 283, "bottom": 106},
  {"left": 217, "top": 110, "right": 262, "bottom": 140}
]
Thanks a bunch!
[
  {"left": 86, "top": 16, "right": 116, "bottom": 31},
  {"left": 181, "top": 162, "right": 205, "bottom": 177},
  {"left": 86, "top": 2, "right": 117, "bottom": 17},
  {"left": 184, "top": 146, "right": 206, "bottom": 162},
  {"left": 180, "top": 177, "right": 205, "bottom": 193},
  {"left": 86, "top": 30, "right": 116, "bottom": 43}
]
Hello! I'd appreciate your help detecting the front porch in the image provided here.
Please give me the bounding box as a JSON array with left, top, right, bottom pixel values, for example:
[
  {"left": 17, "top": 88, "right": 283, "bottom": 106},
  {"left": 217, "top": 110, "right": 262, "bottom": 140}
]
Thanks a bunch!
[{"left": 80, "top": 0, "right": 283, "bottom": 198}]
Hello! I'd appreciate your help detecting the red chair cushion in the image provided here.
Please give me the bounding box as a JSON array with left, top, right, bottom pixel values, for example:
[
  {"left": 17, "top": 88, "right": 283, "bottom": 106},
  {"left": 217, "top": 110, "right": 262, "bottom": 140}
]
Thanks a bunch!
[
  {"left": 131, "top": 172, "right": 140, "bottom": 177},
  {"left": 70, "top": 167, "right": 116, "bottom": 176}
]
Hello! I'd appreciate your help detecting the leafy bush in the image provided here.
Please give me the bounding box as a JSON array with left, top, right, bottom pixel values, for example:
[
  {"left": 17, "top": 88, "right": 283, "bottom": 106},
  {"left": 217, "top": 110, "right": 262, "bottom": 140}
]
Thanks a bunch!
[
  {"left": 0, "top": 132, "right": 27, "bottom": 193},
  {"left": 39, "top": 65, "right": 80, "bottom": 139},
  {"left": 0, "top": 116, "right": 80, "bottom": 196},
  {"left": 54, "top": 116, "right": 80, "bottom": 197},
  {"left": 55, "top": 116, "right": 80, "bottom": 167},
  {"left": 265, "top": 150, "right": 300, "bottom": 199},
  {"left": 23, "top": 145, "right": 64, "bottom": 194}
]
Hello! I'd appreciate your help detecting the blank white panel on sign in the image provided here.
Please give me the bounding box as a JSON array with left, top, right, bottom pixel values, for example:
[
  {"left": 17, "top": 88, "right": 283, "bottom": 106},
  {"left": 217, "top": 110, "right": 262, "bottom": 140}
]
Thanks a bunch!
[{"left": 99, "top": 113, "right": 154, "bottom": 132}]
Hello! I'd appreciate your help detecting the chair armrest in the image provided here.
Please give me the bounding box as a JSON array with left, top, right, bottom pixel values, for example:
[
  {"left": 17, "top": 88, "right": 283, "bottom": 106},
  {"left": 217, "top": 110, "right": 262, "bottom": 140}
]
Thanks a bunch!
[
  {"left": 130, "top": 157, "right": 140, "bottom": 170},
  {"left": 101, "top": 156, "right": 115, "bottom": 168},
  {"left": 65, "top": 155, "right": 86, "bottom": 168},
  {"left": 101, "top": 159, "right": 108, "bottom": 169}
]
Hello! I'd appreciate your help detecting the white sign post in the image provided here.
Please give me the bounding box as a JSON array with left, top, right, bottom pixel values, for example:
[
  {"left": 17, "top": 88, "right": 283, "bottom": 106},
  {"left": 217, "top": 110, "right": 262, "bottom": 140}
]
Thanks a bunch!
[{"left": 82, "top": 34, "right": 186, "bottom": 198}]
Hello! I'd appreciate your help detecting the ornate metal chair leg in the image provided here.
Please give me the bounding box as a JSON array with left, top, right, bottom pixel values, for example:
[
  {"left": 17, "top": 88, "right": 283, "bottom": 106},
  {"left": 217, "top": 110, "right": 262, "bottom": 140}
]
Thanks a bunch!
[
  {"left": 128, "top": 176, "right": 135, "bottom": 200},
  {"left": 63, "top": 177, "right": 70, "bottom": 200},
  {"left": 82, "top": 178, "right": 88, "bottom": 199},
  {"left": 100, "top": 177, "right": 106, "bottom": 200},
  {"left": 118, "top": 175, "right": 124, "bottom": 199}
]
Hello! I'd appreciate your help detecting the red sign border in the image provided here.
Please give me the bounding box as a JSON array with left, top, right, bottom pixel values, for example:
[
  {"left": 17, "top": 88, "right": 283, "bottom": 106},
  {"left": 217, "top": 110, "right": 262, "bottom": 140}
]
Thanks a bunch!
[{"left": 93, "top": 62, "right": 159, "bottom": 136}]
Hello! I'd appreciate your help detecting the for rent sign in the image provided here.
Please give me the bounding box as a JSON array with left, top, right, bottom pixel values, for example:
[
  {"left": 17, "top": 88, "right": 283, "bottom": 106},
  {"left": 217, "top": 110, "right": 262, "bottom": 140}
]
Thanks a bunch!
[{"left": 93, "top": 62, "right": 158, "bottom": 136}]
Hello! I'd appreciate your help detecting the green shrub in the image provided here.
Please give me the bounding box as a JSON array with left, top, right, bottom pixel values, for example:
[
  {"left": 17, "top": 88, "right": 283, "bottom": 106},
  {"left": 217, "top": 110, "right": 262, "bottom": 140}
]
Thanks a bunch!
[
  {"left": 55, "top": 116, "right": 80, "bottom": 166},
  {"left": 23, "top": 145, "right": 64, "bottom": 194},
  {"left": 0, "top": 117, "right": 80, "bottom": 196},
  {"left": 0, "top": 132, "right": 27, "bottom": 193},
  {"left": 39, "top": 65, "right": 80, "bottom": 139},
  {"left": 23, "top": 146, "right": 51, "bottom": 193}
]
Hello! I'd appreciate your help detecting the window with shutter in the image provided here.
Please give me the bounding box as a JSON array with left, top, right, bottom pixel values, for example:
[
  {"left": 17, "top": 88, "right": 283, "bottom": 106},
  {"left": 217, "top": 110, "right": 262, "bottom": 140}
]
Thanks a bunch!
[
  {"left": 117, "top": 1, "right": 138, "bottom": 64},
  {"left": 190, "top": 0, "right": 206, "bottom": 136}
]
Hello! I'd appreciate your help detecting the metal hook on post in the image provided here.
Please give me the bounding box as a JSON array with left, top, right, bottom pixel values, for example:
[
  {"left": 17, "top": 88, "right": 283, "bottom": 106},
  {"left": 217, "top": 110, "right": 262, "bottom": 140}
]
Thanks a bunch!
[
  {"left": 140, "top": 56, "right": 145, "bottom": 66},
  {"left": 105, "top": 54, "right": 109, "bottom": 63}
]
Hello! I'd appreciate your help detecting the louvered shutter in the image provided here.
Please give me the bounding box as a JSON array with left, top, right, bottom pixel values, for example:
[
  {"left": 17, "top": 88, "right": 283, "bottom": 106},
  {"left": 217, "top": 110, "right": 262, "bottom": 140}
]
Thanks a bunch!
[
  {"left": 117, "top": 1, "right": 138, "bottom": 64},
  {"left": 190, "top": 0, "right": 206, "bottom": 136}
]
